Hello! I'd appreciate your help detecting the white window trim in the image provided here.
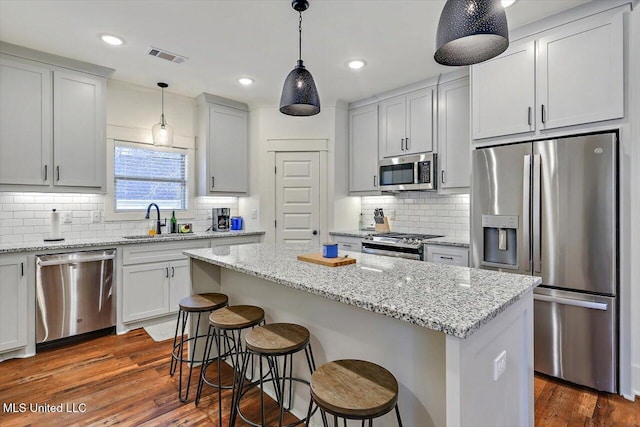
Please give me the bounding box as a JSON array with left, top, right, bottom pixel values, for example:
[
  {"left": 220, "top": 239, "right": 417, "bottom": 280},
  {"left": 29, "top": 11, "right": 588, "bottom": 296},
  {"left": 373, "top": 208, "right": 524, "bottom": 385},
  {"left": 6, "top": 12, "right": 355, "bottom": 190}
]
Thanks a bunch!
[{"left": 105, "top": 138, "right": 196, "bottom": 221}]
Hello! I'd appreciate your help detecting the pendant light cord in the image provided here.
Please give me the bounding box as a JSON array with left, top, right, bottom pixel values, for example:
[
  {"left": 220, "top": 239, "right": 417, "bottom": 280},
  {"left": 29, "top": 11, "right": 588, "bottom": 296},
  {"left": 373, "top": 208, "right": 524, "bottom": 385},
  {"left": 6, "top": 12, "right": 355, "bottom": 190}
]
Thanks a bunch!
[
  {"left": 298, "top": 11, "right": 302, "bottom": 62},
  {"left": 161, "top": 87, "right": 165, "bottom": 125}
]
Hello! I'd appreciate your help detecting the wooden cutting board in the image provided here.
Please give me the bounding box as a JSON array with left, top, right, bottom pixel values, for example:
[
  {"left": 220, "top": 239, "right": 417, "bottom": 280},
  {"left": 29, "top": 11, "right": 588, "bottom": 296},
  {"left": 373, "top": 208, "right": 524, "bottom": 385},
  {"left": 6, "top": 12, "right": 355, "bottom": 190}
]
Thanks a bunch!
[{"left": 297, "top": 253, "right": 356, "bottom": 267}]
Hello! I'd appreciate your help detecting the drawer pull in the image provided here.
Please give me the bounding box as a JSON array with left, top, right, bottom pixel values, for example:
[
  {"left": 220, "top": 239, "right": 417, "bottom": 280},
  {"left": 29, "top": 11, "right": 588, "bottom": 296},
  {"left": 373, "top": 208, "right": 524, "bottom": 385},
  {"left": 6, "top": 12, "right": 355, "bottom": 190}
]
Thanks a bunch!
[{"left": 440, "top": 256, "right": 454, "bottom": 260}]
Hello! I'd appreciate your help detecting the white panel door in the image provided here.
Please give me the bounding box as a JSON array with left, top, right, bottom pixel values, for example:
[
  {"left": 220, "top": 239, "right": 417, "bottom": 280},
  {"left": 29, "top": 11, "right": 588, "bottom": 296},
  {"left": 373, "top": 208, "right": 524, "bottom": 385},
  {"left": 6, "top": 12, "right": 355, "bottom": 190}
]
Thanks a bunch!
[
  {"left": 379, "top": 95, "right": 406, "bottom": 158},
  {"left": 169, "top": 259, "right": 191, "bottom": 313},
  {"left": 405, "top": 88, "right": 434, "bottom": 154},
  {"left": 122, "top": 262, "right": 170, "bottom": 322},
  {"left": 349, "top": 105, "right": 379, "bottom": 192},
  {"left": 438, "top": 78, "right": 470, "bottom": 190},
  {"left": 53, "top": 70, "right": 104, "bottom": 188},
  {"left": 472, "top": 39, "right": 535, "bottom": 139},
  {"left": 208, "top": 104, "right": 248, "bottom": 194},
  {"left": 0, "top": 255, "right": 27, "bottom": 353},
  {"left": 0, "top": 56, "right": 51, "bottom": 186},
  {"left": 275, "top": 152, "right": 320, "bottom": 244},
  {"left": 537, "top": 13, "right": 623, "bottom": 130}
]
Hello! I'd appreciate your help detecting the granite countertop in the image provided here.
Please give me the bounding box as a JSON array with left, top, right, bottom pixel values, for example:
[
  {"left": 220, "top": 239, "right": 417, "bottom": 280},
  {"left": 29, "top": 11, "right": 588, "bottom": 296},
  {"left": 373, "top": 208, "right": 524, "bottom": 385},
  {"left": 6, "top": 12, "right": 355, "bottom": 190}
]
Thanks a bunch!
[
  {"left": 0, "top": 230, "right": 266, "bottom": 254},
  {"left": 184, "top": 243, "right": 540, "bottom": 338},
  {"left": 329, "top": 230, "right": 469, "bottom": 248}
]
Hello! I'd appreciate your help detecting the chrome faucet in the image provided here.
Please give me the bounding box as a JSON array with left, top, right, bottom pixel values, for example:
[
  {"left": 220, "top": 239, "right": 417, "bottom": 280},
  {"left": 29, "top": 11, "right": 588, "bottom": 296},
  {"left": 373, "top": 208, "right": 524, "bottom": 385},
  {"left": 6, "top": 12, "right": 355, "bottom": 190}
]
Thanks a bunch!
[{"left": 145, "top": 203, "right": 166, "bottom": 235}]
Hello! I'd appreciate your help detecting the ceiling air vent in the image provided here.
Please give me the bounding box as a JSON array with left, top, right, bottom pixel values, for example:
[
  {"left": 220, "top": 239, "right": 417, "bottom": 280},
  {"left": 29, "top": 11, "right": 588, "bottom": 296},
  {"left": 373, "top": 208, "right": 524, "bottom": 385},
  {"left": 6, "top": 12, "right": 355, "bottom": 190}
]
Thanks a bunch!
[{"left": 146, "top": 47, "right": 188, "bottom": 64}]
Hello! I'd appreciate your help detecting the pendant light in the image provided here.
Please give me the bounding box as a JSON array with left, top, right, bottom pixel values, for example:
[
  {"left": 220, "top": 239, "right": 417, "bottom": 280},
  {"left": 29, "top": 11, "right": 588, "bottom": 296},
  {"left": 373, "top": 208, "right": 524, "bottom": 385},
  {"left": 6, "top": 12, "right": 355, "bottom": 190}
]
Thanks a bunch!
[
  {"left": 279, "top": 0, "right": 320, "bottom": 116},
  {"left": 434, "top": 0, "right": 509, "bottom": 66},
  {"left": 152, "top": 82, "right": 174, "bottom": 146}
]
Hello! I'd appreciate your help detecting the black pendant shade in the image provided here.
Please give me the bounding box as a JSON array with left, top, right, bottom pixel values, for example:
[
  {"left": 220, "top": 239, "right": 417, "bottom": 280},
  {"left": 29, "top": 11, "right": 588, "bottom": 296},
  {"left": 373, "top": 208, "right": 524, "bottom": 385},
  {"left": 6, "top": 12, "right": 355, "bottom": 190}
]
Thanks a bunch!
[
  {"left": 280, "top": 0, "right": 320, "bottom": 116},
  {"left": 434, "top": 0, "right": 509, "bottom": 66}
]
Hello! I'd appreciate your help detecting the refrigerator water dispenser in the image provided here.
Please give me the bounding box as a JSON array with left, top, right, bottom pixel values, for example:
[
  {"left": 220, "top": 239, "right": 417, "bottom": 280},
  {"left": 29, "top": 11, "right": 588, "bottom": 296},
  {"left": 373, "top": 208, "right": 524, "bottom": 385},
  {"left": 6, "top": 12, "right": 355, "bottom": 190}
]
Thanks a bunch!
[{"left": 482, "top": 215, "right": 518, "bottom": 268}]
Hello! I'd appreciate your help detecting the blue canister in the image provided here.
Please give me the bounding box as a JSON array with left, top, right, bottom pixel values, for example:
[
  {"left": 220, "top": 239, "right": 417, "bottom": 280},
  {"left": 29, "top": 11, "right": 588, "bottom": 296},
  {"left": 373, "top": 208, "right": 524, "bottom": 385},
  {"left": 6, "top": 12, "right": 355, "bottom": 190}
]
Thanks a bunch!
[
  {"left": 231, "top": 217, "right": 243, "bottom": 230},
  {"left": 322, "top": 243, "right": 338, "bottom": 258}
]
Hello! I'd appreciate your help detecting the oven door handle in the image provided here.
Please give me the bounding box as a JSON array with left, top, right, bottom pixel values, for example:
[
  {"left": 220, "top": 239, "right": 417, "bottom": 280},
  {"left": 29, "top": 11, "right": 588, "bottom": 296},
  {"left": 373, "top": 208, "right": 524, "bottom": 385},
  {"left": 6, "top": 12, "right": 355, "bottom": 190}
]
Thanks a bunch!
[{"left": 362, "top": 246, "right": 422, "bottom": 260}]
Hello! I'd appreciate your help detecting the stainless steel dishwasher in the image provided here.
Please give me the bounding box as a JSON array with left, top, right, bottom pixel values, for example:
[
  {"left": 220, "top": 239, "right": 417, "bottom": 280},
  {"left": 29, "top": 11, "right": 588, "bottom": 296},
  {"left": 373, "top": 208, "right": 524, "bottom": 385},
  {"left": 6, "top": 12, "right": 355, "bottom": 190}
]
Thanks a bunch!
[{"left": 36, "top": 249, "right": 116, "bottom": 344}]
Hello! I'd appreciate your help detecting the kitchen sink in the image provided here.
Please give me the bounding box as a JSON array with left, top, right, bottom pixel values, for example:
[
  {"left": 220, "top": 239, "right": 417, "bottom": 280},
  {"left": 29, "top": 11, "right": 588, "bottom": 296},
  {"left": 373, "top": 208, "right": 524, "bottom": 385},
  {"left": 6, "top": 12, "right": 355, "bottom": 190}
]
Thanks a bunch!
[{"left": 122, "top": 234, "right": 177, "bottom": 240}]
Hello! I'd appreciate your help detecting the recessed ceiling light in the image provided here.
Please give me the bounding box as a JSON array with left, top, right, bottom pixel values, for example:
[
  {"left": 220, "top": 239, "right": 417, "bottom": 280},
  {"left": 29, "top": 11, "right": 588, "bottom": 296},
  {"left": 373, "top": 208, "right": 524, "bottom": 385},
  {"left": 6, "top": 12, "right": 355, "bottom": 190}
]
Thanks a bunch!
[
  {"left": 347, "top": 60, "right": 366, "bottom": 70},
  {"left": 238, "top": 77, "right": 254, "bottom": 86},
  {"left": 502, "top": 0, "right": 517, "bottom": 7},
  {"left": 101, "top": 34, "right": 124, "bottom": 46}
]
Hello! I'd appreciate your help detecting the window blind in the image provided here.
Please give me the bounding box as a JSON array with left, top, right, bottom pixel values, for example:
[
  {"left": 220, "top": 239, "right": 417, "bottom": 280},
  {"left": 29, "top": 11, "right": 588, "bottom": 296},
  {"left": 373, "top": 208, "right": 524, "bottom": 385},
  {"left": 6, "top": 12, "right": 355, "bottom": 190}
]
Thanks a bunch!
[{"left": 114, "top": 144, "right": 188, "bottom": 211}]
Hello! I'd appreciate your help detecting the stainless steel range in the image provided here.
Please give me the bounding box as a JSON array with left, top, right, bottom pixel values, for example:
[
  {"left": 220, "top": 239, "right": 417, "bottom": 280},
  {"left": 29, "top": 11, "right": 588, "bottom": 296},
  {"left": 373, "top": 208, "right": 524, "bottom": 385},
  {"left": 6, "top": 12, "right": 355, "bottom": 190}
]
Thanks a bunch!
[{"left": 361, "top": 232, "right": 443, "bottom": 261}]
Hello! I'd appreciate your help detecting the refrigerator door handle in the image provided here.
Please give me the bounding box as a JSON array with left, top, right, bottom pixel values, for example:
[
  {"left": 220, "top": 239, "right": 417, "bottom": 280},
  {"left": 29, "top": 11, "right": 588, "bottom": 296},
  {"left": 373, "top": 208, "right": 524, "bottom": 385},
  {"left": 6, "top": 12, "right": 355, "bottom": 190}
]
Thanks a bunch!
[
  {"left": 533, "top": 294, "right": 608, "bottom": 311},
  {"left": 523, "top": 155, "right": 531, "bottom": 272},
  {"left": 533, "top": 153, "right": 541, "bottom": 273}
]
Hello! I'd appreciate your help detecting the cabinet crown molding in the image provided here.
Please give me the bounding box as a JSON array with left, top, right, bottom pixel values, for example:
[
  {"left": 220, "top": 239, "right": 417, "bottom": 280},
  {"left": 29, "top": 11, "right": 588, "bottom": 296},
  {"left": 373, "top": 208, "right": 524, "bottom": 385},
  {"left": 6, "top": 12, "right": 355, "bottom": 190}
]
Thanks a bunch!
[
  {"left": 0, "top": 42, "right": 114, "bottom": 78},
  {"left": 197, "top": 92, "right": 248, "bottom": 112}
]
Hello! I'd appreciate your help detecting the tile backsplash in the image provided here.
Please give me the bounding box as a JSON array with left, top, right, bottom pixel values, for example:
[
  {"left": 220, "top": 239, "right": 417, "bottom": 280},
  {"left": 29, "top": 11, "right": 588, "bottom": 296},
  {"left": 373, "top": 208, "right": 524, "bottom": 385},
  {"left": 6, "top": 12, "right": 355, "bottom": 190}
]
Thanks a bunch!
[
  {"left": 361, "top": 192, "right": 470, "bottom": 240},
  {"left": 0, "top": 193, "right": 238, "bottom": 244}
]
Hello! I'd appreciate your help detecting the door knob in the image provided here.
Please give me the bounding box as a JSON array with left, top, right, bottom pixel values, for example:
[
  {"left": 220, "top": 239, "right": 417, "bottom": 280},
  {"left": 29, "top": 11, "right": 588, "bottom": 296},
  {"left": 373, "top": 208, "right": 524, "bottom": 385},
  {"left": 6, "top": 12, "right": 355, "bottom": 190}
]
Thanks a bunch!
[{"left": 312, "top": 230, "right": 318, "bottom": 235}]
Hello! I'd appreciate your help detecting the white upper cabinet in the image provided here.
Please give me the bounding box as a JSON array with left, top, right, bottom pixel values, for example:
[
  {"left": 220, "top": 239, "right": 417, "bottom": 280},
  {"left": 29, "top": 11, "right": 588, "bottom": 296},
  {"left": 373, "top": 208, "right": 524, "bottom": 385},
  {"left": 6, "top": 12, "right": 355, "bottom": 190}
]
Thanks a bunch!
[
  {"left": 438, "top": 77, "right": 470, "bottom": 191},
  {"left": 472, "top": 40, "right": 535, "bottom": 139},
  {"left": 53, "top": 71, "right": 105, "bottom": 188},
  {"left": 380, "top": 88, "right": 434, "bottom": 158},
  {"left": 196, "top": 93, "right": 249, "bottom": 196},
  {"left": 0, "top": 46, "right": 110, "bottom": 192},
  {"left": 536, "top": 13, "right": 623, "bottom": 130},
  {"left": 472, "top": 10, "right": 623, "bottom": 140},
  {"left": 0, "top": 57, "right": 52, "bottom": 187},
  {"left": 349, "top": 105, "right": 379, "bottom": 193}
]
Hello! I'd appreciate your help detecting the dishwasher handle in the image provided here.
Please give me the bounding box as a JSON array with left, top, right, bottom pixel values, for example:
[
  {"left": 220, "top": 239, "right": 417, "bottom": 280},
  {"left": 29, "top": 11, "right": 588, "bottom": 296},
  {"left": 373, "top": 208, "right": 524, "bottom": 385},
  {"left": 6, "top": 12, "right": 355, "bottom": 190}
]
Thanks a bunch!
[{"left": 37, "top": 251, "right": 116, "bottom": 267}]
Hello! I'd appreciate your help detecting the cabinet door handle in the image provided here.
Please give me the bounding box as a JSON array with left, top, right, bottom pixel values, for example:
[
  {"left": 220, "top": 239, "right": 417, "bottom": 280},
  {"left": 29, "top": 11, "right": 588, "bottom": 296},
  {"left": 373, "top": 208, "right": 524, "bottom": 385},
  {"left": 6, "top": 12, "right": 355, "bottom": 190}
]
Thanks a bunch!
[
  {"left": 211, "top": 176, "right": 215, "bottom": 189},
  {"left": 165, "top": 267, "right": 169, "bottom": 278},
  {"left": 373, "top": 175, "right": 378, "bottom": 187},
  {"left": 44, "top": 165, "right": 48, "bottom": 181},
  {"left": 171, "top": 266, "right": 175, "bottom": 277},
  {"left": 56, "top": 166, "right": 60, "bottom": 182},
  {"left": 21, "top": 262, "right": 24, "bottom": 277},
  {"left": 541, "top": 105, "right": 546, "bottom": 124},
  {"left": 401, "top": 138, "right": 405, "bottom": 151},
  {"left": 528, "top": 107, "right": 532, "bottom": 126},
  {"left": 406, "top": 137, "right": 410, "bottom": 150},
  {"left": 343, "top": 244, "right": 352, "bottom": 248},
  {"left": 441, "top": 170, "right": 446, "bottom": 184}
]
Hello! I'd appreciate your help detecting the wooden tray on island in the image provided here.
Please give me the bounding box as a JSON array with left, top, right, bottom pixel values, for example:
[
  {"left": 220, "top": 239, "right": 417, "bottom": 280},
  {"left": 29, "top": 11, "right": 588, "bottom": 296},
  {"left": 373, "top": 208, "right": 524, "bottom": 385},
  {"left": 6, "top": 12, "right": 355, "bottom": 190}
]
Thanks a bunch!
[{"left": 297, "top": 253, "right": 356, "bottom": 267}]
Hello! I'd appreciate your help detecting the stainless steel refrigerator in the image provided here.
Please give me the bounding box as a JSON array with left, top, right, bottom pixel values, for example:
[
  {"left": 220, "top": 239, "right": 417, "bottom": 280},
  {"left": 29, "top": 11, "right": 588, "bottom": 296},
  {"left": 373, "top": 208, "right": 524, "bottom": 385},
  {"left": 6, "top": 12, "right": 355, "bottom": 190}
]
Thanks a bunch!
[{"left": 471, "top": 132, "right": 618, "bottom": 393}]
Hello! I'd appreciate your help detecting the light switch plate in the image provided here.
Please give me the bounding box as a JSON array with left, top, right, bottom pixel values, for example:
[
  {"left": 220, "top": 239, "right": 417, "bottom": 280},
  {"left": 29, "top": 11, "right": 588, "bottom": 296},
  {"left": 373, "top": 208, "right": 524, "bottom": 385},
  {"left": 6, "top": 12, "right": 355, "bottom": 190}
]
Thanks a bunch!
[
  {"left": 494, "top": 350, "right": 507, "bottom": 381},
  {"left": 251, "top": 209, "right": 258, "bottom": 219},
  {"left": 62, "top": 211, "right": 73, "bottom": 224},
  {"left": 90, "top": 211, "right": 101, "bottom": 223}
]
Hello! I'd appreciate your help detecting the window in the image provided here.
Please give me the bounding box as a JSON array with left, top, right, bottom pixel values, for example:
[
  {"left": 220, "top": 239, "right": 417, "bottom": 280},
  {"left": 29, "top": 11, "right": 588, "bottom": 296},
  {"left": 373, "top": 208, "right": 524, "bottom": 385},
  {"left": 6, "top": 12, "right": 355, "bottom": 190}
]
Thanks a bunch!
[{"left": 114, "top": 143, "right": 188, "bottom": 211}]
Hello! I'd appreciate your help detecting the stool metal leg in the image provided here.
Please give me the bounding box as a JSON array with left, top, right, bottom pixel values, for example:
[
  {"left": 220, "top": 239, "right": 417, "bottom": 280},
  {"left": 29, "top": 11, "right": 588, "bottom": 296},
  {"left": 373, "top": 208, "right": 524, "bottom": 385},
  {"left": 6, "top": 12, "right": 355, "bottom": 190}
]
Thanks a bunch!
[
  {"left": 169, "top": 309, "right": 183, "bottom": 376},
  {"left": 395, "top": 404, "right": 403, "bottom": 427}
]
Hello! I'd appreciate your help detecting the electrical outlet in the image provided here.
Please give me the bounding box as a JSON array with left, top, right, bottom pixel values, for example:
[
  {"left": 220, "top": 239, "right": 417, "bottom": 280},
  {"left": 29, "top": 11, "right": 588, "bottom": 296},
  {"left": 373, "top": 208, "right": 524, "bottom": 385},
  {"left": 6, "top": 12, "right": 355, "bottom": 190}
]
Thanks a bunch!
[
  {"left": 494, "top": 350, "right": 507, "bottom": 381},
  {"left": 389, "top": 210, "right": 396, "bottom": 220},
  {"left": 90, "top": 211, "right": 101, "bottom": 223},
  {"left": 62, "top": 211, "right": 73, "bottom": 224},
  {"left": 251, "top": 209, "right": 258, "bottom": 219}
]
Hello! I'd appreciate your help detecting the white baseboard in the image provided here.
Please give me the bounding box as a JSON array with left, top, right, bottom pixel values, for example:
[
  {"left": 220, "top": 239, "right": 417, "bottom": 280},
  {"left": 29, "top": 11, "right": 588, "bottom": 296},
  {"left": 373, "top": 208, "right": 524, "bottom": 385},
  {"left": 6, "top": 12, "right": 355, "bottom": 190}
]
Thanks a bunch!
[{"left": 631, "top": 363, "right": 640, "bottom": 400}]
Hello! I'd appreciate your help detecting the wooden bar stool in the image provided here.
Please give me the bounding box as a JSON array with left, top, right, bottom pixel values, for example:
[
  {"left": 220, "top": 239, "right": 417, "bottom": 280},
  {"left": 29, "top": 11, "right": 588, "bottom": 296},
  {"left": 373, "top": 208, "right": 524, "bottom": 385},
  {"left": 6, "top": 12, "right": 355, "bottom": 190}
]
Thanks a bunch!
[
  {"left": 233, "top": 323, "right": 317, "bottom": 427},
  {"left": 195, "top": 305, "right": 266, "bottom": 426},
  {"left": 169, "top": 293, "right": 228, "bottom": 402},
  {"left": 305, "top": 359, "right": 403, "bottom": 427}
]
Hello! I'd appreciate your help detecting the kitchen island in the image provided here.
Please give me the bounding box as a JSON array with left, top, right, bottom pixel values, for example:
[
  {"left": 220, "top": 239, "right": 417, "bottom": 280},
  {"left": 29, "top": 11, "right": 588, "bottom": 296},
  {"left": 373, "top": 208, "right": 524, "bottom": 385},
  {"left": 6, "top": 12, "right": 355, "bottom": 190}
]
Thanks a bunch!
[{"left": 185, "top": 243, "right": 540, "bottom": 427}]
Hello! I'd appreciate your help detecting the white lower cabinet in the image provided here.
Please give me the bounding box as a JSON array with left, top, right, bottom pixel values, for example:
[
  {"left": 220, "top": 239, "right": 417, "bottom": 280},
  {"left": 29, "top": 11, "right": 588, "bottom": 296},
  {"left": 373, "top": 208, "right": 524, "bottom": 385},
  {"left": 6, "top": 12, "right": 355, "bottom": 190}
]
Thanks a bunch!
[
  {"left": 0, "top": 254, "right": 28, "bottom": 353},
  {"left": 426, "top": 245, "right": 469, "bottom": 267},
  {"left": 121, "top": 241, "right": 209, "bottom": 323},
  {"left": 330, "top": 235, "right": 363, "bottom": 252}
]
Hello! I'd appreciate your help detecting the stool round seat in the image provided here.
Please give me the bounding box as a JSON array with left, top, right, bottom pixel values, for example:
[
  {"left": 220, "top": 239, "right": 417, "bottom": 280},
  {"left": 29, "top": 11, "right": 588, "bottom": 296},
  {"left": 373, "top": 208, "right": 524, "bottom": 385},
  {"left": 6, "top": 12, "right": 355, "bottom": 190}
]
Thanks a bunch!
[
  {"left": 310, "top": 359, "right": 399, "bottom": 419},
  {"left": 179, "top": 293, "right": 228, "bottom": 312},
  {"left": 209, "top": 305, "right": 265, "bottom": 330},
  {"left": 245, "top": 323, "right": 310, "bottom": 355}
]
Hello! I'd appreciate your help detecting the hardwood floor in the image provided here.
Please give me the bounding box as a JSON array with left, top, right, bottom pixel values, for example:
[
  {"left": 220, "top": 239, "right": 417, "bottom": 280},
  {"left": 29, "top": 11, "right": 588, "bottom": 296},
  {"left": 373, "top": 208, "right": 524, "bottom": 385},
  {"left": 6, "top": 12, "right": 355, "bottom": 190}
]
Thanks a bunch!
[{"left": 0, "top": 329, "right": 638, "bottom": 426}]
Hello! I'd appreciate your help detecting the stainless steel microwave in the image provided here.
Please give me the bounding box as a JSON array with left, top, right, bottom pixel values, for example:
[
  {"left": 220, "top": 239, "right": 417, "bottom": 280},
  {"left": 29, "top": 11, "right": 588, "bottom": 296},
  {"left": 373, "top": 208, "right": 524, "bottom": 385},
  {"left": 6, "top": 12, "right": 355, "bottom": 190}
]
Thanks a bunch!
[{"left": 378, "top": 153, "right": 437, "bottom": 191}]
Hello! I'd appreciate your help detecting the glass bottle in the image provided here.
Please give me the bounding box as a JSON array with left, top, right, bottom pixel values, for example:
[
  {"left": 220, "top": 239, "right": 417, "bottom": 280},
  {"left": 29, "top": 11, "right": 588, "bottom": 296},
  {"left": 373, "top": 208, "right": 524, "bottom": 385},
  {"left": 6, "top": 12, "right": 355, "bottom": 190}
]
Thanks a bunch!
[{"left": 170, "top": 210, "right": 177, "bottom": 233}]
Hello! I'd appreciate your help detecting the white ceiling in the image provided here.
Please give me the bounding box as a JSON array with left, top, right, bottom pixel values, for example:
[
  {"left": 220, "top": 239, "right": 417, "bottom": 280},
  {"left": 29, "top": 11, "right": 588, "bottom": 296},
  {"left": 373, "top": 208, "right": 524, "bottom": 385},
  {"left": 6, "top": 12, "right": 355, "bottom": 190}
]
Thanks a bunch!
[{"left": 0, "top": 0, "right": 591, "bottom": 108}]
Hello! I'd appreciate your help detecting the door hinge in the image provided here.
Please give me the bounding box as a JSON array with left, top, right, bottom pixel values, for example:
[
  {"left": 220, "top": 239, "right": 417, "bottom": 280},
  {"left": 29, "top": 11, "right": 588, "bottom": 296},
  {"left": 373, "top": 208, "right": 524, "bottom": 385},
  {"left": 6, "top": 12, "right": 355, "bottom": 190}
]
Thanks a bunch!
[
  {"left": 274, "top": 220, "right": 277, "bottom": 228},
  {"left": 274, "top": 166, "right": 277, "bottom": 174}
]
